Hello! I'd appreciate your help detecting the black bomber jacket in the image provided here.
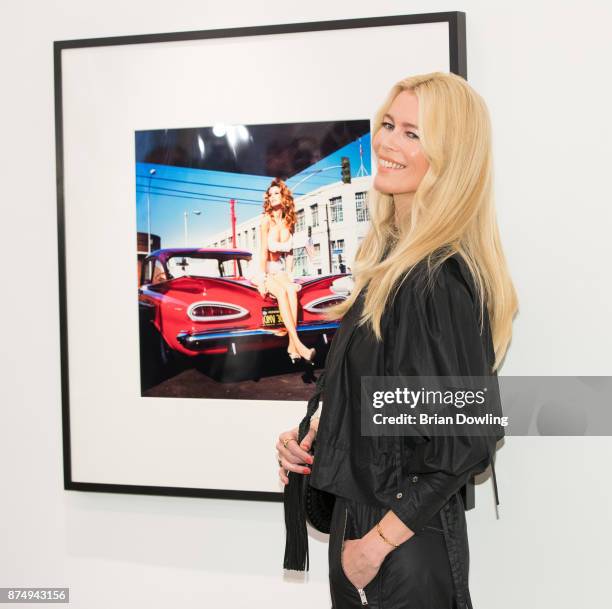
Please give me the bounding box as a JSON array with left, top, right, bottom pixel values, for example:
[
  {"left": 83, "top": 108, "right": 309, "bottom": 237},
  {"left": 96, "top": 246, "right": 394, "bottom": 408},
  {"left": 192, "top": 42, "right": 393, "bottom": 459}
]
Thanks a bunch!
[{"left": 304, "top": 252, "right": 503, "bottom": 609}]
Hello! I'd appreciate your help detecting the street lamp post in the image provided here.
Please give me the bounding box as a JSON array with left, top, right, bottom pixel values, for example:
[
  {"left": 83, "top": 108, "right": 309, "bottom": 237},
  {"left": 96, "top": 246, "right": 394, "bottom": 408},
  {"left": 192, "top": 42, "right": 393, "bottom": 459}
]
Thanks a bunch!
[
  {"left": 184, "top": 210, "right": 202, "bottom": 246},
  {"left": 147, "top": 168, "right": 156, "bottom": 253}
]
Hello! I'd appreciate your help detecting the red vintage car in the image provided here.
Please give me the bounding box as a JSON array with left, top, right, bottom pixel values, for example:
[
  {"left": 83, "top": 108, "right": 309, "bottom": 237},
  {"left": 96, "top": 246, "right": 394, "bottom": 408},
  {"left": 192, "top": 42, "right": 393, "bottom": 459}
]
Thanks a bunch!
[{"left": 138, "top": 247, "right": 351, "bottom": 368}]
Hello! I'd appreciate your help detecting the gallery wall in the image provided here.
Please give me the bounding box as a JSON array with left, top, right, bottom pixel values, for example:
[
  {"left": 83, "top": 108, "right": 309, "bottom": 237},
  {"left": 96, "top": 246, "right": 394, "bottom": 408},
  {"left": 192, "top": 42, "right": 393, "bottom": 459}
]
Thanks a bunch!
[{"left": 1, "top": 1, "right": 610, "bottom": 607}]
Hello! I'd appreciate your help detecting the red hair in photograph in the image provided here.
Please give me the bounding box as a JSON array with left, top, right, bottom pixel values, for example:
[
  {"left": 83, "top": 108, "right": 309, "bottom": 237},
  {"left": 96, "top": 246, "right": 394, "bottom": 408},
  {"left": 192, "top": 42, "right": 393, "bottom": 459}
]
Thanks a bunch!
[{"left": 263, "top": 178, "right": 297, "bottom": 233}]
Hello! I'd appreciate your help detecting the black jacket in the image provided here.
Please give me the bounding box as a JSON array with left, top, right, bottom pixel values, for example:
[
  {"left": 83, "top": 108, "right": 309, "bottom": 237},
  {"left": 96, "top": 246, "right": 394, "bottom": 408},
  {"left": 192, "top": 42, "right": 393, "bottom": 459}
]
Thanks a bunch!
[{"left": 307, "top": 253, "right": 503, "bottom": 608}]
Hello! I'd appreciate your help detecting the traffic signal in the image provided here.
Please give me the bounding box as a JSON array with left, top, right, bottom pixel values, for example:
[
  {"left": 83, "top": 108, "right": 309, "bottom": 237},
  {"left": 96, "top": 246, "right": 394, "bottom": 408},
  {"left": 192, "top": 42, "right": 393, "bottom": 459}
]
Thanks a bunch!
[{"left": 341, "top": 156, "right": 351, "bottom": 184}]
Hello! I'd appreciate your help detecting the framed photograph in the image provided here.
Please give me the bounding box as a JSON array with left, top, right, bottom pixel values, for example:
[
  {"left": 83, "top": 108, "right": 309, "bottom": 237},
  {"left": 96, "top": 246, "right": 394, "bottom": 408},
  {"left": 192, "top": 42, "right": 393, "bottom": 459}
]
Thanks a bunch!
[{"left": 55, "top": 12, "right": 468, "bottom": 500}]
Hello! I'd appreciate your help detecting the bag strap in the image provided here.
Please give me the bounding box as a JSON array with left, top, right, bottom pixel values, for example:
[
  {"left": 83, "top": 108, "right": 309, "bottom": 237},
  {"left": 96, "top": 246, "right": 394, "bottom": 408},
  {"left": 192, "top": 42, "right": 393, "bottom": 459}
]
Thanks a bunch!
[{"left": 283, "top": 370, "right": 326, "bottom": 571}]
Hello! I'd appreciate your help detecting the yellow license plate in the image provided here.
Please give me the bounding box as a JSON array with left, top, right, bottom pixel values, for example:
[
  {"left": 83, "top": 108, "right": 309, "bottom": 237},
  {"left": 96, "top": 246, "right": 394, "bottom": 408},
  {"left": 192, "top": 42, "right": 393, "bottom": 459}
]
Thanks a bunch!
[{"left": 262, "top": 307, "right": 283, "bottom": 326}]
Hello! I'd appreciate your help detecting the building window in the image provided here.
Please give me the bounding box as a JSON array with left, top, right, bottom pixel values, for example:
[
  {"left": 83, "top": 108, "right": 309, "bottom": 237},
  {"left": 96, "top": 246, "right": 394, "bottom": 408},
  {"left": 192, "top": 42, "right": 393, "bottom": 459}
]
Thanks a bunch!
[
  {"left": 355, "top": 191, "right": 370, "bottom": 223},
  {"left": 330, "top": 239, "right": 345, "bottom": 253},
  {"left": 329, "top": 196, "right": 343, "bottom": 223},
  {"left": 330, "top": 239, "right": 345, "bottom": 273},
  {"left": 251, "top": 227, "right": 257, "bottom": 248},
  {"left": 296, "top": 209, "right": 305, "bottom": 232},
  {"left": 293, "top": 246, "right": 308, "bottom": 275},
  {"left": 310, "top": 204, "right": 319, "bottom": 227}
]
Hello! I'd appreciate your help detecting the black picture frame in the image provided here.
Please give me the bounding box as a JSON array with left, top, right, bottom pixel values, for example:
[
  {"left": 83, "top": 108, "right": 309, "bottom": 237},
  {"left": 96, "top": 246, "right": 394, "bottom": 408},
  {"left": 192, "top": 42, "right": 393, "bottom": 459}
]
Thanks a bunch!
[{"left": 54, "top": 12, "right": 470, "bottom": 503}]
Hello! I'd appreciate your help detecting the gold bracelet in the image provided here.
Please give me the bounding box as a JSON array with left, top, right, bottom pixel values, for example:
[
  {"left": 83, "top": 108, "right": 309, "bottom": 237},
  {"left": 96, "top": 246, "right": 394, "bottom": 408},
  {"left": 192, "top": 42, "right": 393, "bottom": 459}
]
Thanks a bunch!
[{"left": 375, "top": 522, "right": 400, "bottom": 548}]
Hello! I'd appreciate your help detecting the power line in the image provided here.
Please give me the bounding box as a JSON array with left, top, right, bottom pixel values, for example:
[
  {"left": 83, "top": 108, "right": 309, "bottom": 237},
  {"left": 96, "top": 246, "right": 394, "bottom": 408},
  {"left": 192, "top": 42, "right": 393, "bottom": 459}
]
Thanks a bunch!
[
  {"left": 135, "top": 188, "right": 262, "bottom": 206},
  {"left": 135, "top": 170, "right": 340, "bottom": 197},
  {"left": 136, "top": 173, "right": 275, "bottom": 194},
  {"left": 138, "top": 184, "right": 264, "bottom": 205}
]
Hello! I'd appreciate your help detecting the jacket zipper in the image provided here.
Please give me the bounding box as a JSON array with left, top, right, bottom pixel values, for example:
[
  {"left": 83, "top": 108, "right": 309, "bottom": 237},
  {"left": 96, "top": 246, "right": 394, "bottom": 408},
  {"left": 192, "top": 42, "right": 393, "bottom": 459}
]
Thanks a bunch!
[{"left": 342, "top": 507, "right": 368, "bottom": 606}]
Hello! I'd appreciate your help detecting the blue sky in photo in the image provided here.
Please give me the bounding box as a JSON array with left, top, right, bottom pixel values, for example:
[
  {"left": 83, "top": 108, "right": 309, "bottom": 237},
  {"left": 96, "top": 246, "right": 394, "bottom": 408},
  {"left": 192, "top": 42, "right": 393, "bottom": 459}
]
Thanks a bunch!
[{"left": 135, "top": 133, "right": 371, "bottom": 249}]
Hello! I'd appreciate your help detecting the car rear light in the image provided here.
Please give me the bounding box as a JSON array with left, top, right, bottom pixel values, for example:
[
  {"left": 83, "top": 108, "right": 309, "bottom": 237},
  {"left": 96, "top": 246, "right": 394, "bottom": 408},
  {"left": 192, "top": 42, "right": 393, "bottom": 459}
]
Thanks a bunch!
[
  {"left": 303, "top": 295, "right": 347, "bottom": 313},
  {"left": 187, "top": 301, "right": 249, "bottom": 322}
]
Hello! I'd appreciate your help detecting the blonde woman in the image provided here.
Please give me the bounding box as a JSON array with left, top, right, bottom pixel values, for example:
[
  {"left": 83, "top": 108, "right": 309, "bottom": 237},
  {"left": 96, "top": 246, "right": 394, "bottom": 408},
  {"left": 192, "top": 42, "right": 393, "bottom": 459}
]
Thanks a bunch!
[
  {"left": 277, "top": 72, "right": 518, "bottom": 608},
  {"left": 248, "top": 178, "right": 316, "bottom": 364}
]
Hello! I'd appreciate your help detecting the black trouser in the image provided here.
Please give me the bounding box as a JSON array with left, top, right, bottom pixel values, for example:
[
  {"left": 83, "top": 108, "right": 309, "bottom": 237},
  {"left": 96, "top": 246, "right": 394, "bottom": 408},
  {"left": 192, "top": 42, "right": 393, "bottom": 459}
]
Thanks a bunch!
[{"left": 328, "top": 495, "right": 457, "bottom": 608}]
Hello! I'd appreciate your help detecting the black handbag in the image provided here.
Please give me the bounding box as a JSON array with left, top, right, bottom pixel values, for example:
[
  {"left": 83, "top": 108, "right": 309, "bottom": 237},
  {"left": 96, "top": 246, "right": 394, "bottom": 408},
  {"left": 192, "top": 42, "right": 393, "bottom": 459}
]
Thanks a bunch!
[
  {"left": 303, "top": 439, "right": 336, "bottom": 534},
  {"left": 283, "top": 370, "right": 331, "bottom": 571}
]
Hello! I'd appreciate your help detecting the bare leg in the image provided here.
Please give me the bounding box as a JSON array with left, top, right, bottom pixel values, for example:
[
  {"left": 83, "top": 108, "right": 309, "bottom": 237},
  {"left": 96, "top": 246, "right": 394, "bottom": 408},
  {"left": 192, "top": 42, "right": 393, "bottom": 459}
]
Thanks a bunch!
[
  {"left": 274, "top": 272, "right": 300, "bottom": 352},
  {"left": 286, "top": 287, "right": 298, "bottom": 352},
  {"left": 266, "top": 275, "right": 310, "bottom": 358},
  {"left": 275, "top": 271, "right": 298, "bottom": 334}
]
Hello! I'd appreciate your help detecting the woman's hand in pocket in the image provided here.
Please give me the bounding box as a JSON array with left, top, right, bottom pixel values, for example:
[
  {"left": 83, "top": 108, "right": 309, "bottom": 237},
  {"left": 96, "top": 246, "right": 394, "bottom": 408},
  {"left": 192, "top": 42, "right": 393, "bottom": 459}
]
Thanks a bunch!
[{"left": 341, "top": 538, "right": 385, "bottom": 590}]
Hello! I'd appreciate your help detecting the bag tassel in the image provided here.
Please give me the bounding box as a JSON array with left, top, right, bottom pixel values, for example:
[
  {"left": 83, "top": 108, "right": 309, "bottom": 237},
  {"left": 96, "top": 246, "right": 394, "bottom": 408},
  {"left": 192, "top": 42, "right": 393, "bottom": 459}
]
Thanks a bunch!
[
  {"left": 488, "top": 445, "right": 500, "bottom": 518},
  {"left": 283, "top": 371, "right": 326, "bottom": 571}
]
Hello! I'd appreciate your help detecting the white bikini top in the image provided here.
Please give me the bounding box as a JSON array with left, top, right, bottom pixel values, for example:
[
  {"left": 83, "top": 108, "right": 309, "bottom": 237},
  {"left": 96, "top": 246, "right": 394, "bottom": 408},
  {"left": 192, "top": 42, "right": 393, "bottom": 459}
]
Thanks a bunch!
[{"left": 267, "top": 226, "right": 293, "bottom": 253}]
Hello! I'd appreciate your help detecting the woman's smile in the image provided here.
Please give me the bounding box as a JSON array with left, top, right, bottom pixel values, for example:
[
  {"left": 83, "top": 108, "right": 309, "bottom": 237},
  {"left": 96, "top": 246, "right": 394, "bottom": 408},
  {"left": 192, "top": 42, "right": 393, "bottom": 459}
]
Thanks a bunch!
[{"left": 378, "top": 157, "right": 407, "bottom": 171}]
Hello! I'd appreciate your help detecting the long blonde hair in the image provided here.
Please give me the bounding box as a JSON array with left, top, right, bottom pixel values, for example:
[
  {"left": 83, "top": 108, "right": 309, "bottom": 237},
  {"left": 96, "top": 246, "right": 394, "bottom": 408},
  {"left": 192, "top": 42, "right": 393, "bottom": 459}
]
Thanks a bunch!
[{"left": 323, "top": 71, "right": 518, "bottom": 371}]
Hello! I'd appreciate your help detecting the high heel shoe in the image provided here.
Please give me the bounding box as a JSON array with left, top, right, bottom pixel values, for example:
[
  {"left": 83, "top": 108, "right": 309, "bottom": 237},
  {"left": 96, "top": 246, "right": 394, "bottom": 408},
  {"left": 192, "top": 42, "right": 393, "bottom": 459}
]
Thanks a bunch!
[
  {"left": 300, "top": 347, "right": 316, "bottom": 365},
  {"left": 287, "top": 348, "right": 300, "bottom": 364}
]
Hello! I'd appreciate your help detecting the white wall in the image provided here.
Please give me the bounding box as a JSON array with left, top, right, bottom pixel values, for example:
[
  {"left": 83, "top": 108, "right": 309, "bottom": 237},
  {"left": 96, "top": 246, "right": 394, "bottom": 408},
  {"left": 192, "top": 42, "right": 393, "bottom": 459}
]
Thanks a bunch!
[{"left": 1, "top": 1, "right": 611, "bottom": 607}]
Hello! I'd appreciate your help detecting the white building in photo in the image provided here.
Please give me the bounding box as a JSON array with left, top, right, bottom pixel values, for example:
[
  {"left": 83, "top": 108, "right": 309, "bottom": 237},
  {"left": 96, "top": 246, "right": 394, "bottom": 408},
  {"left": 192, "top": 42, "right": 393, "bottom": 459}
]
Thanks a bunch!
[{"left": 206, "top": 175, "right": 372, "bottom": 276}]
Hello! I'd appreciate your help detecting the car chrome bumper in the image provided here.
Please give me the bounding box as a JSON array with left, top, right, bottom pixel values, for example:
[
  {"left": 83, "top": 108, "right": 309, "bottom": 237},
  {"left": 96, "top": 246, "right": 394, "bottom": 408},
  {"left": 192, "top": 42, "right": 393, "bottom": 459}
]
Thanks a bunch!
[{"left": 177, "top": 321, "right": 340, "bottom": 351}]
